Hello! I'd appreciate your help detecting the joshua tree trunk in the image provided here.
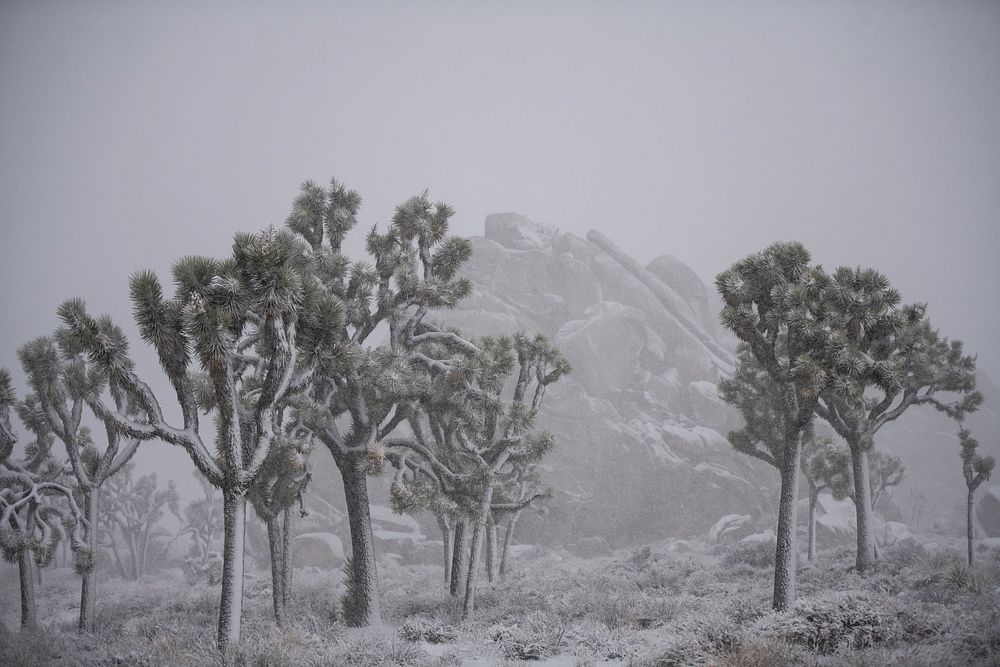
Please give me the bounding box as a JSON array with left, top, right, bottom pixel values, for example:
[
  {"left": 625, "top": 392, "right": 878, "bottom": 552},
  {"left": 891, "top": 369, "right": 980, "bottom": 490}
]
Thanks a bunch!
[
  {"left": 78, "top": 486, "right": 100, "bottom": 632},
  {"left": 499, "top": 510, "right": 522, "bottom": 580},
  {"left": 18, "top": 546, "right": 37, "bottom": 630},
  {"left": 807, "top": 489, "right": 818, "bottom": 562},
  {"left": 266, "top": 514, "right": 287, "bottom": 626},
  {"left": 281, "top": 507, "right": 292, "bottom": 610},
  {"left": 463, "top": 486, "right": 496, "bottom": 618},
  {"left": 340, "top": 459, "right": 381, "bottom": 626},
  {"left": 437, "top": 515, "right": 454, "bottom": 590},
  {"left": 450, "top": 518, "right": 470, "bottom": 598},
  {"left": 140, "top": 522, "right": 153, "bottom": 577},
  {"left": 967, "top": 487, "right": 975, "bottom": 567},
  {"left": 18, "top": 511, "right": 37, "bottom": 630},
  {"left": 217, "top": 488, "right": 247, "bottom": 653},
  {"left": 128, "top": 531, "right": 140, "bottom": 580},
  {"left": 850, "top": 444, "right": 876, "bottom": 573},
  {"left": 772, "top": 435, "right": 801, "bottom": 611},
  {"left": 485, "top": 514, "right": 498, "bottom": 583}
]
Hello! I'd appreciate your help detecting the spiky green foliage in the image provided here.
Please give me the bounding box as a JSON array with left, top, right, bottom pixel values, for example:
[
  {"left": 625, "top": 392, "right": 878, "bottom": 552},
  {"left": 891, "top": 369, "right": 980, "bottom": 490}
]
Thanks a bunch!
[
  {"left": 814, "top": 268, "right": 981, "bottom": 451},
  {"left": 959, "top": 428, "right": 994, "bottom": 493}
]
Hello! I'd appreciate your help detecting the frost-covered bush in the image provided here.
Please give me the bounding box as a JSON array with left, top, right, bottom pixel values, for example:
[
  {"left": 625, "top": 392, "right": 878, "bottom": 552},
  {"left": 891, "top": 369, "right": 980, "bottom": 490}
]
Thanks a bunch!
[
  {"left": 760, "top": 591, "right": 901, "bottom": 654},
  {"left": 721, "top": 540, "right": 775, "bottom": 569},
  {"left": 399, "top": 616, "right": 459, "bottom": 643}
]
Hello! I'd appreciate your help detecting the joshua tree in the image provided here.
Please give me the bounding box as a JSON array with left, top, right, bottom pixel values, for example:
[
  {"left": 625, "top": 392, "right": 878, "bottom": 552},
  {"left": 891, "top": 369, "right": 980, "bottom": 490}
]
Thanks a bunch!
[
  {"left": 100, "top": 462, "right": 180, "bottom": 580},
  {"left": 248, "top": 428, "right": 311, "bottom": 626},
  {"left": 0, "top": 368, "right": 88, "bottom": 630},
  {"left": 387, "top": 332, "right": 569, "bottom": 618},
  {"left": 282, "top": 179, "right": 475, "bottom": 626},
  {"left": 180, "top": 470, "right": 223, "bottom": 585},
  {"left": 716, "top": 242, "right": 836, "bottom": 611},
  {"left": 811, "top": 270, "right": 980, "bottom": 573},
  {"left": 490, "top": 460, "right": 550, "bottom": 581},
  {"left": 814, "top": 446, "right": 904, "bottom": 559},
  {"left": 801, "top": 436, "right": 836, "bottom": 562},
  {"left": 17, "top": 335, "right": 143, "bottom": 631},
  {"left": 58, "top": 226, "right": 340, "bottom": 651},
  {"left": 958, "top": 427, "right": 994, "bottom": 566}
]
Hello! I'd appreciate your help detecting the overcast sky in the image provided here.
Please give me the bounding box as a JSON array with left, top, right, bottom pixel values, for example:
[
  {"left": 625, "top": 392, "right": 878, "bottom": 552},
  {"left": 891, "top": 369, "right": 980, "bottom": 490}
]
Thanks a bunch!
[{"left": 1, "top": 1, "right": 998, "bottom": 487}]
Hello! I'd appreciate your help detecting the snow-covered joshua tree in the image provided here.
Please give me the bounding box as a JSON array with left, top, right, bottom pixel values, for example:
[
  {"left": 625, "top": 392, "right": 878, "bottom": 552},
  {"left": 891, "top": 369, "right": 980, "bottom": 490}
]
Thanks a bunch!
[{"left": 57, "top": 226, "right": 340, "bottom": 652}]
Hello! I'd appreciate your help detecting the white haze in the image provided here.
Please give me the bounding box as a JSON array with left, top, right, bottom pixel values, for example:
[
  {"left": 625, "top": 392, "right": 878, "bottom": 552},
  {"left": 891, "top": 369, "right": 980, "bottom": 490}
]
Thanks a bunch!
[{"left": 1, "top": 1, "right": 998, "bottom": 498}]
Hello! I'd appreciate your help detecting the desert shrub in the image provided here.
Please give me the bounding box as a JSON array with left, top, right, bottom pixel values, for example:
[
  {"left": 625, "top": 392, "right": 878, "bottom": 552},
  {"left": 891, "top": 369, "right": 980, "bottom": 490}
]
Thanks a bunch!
[
  {"left": 880, "top": 539, "right": 926, "bottom": 569},
  {"left": 721, "top": 541, "right": 775, "bottom": 569},
  {"left": 488, "top": 611, "right": 567, "bottom": 660},
  {"left": 762, "top": 591, "right": 900, "bottom": 654},
  {"left": 948, "top": 606, "right": 1000, "bottom": 663},
  {"left": 399, "top": 616, "right": 459, "bottom": 644},
  {"left": 719, "top": 639, "right": 801, "bottom": 667},
  {"left": 0, "top": 625, "right": 69, "bottom": 667}
]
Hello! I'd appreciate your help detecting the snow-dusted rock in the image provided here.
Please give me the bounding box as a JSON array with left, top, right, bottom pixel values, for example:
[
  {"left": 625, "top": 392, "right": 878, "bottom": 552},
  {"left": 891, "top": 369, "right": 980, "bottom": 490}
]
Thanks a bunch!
[
  {"left": 708, "top": 514, "right": 754, "bottom": 543},
  {"left": 740, "top": 529, "right": 775, "bottom": 545},
  {"left": 977, "top": 486, "right": 1000, "bottom": 537},
  {"left": 811, "top": 496, "right": 857, "bottom": 547},
  {"left": 485, "top": 213, "right": 558, "bottom": 251},
  {"left": 292, "top": 532, "right": 345, "bottom": 569}
]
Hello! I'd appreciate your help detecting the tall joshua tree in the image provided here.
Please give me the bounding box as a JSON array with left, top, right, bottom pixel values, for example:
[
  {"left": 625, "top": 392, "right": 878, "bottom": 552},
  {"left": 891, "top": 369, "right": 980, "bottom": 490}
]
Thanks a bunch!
[
  {"left": 58, "top": 227, "right": 340, "bottom": 652},
  {"left": 716, "top": 242, "right": 835, "bottom": 611},
  {"left": 283, "top": 179, "right": 474, "bottom": 626},
  {"left": 958, "top": 427, "right": 994, "bottom": 566},
  {"left": 812, "top": 272, "right": 980, "bottom": 573},
  {"left": 17, "top": 336, "right": 141, "bottom": 631},
  {"left": 0, "top": 368, "right": 88, "bottom": 630}
]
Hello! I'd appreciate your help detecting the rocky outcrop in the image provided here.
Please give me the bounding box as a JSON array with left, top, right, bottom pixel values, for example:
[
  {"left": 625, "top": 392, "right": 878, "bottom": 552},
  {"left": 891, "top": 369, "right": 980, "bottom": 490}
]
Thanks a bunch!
[{"left": 438, "top": 215, "right": 772, "bottom": 546}]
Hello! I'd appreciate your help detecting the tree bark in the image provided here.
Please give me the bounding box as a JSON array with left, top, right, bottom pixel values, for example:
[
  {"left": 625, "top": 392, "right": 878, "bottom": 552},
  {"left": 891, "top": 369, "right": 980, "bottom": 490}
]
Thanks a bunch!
[
  {"left": 463, "top": 486, "right": 495, "bottom": 618},
  {"left": 450, "top": 518, "right": 470, "bottom": 598},
  {"left": 807, "top": 489, "right": 818, "bottom": 562},
  {"left": 437, "top": 515, "right": 454, "bottom": 590},
  {"left": 499, "top": 510, "right": 521, "bottom": 580},
  {"left": 266, "top": 515, "right": 286, "bottom": 626},
  {"left": 340, "top": 459, "right": 381, "bottom": 626},
  {"left": 19, "top": 512, "right": 37, "bottom": 631},
  {"left": 772, "top": 435, "right": 801, "bottom": 611},
  {"left": 850, "top": 444, "right": 875, "bottom": 574},
  {"left": 127, "top": 531, "right": 140, "bottom": 580},
  {"left": 281, "top": 507, "right": 292, "bottom": 610},
  {"left": 78, "top": 486, "right": 100, "bottom": 632},
  {"left": 485, "top": 514, "right": 498, "bottom": 583},
  {"left": 967, "top": 488, "right": 975, "bottom": 567},
  {"left": 217, "top": 488, "right": 247, "bottom": 653}
]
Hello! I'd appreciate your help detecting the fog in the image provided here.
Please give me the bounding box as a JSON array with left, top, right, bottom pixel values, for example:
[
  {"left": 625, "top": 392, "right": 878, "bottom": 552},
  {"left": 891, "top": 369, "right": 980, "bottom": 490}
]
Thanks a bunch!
[{"left": 1, "top": 2, "right": 999, "bottom": 663}]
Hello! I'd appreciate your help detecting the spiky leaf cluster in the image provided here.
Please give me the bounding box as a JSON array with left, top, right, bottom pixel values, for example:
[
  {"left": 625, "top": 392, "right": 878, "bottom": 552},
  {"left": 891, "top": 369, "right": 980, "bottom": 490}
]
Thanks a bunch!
[{"left": 959, "top": 428, "right": 994, "bottom": 492}]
